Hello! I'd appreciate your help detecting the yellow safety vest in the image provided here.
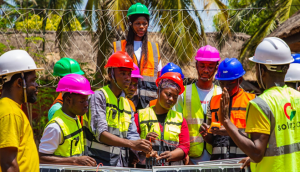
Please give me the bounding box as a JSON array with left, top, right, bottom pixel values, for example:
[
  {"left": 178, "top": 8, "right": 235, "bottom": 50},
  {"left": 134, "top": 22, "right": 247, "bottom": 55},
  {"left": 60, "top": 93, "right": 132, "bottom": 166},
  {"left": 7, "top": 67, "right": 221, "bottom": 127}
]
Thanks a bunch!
[
  {"left": 183, "top": 83, "right": 218, "bottom": 157},
  {"left": 83, "top": 85, "right": 132, "bottom": 166},
  {"left": 45, "top": 109, "right": 84, "bottom": 157},
  {"left": 248, "top": 85, "right": 300, "bottom": 172},
  {"left": 138, "top": 107, "right": 184, "bottom": 165}
]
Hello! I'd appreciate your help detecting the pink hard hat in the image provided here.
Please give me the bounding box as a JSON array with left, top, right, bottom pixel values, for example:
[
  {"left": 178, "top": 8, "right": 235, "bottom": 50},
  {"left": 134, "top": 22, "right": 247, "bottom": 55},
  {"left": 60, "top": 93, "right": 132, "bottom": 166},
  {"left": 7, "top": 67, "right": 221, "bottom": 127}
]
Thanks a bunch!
[
  {"left": 131, "top": 63, "right": 143, "bottom": 79},
  {"left": 195, "top": 45, "right": 220, "bottom": 62},
  {"left": 56, "top": 74, "right": 94, "bottom": 95}
]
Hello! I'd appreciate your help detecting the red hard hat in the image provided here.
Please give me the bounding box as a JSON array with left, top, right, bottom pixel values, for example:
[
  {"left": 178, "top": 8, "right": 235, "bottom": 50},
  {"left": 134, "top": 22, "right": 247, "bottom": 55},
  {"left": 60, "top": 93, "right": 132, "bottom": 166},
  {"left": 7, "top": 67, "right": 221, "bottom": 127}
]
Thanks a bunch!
[
  {"left": 105, "top": 51, "right": 134, "bottom": 70},
  {"left": 156, "top": 72, "right": 185, "bottom": 95}
]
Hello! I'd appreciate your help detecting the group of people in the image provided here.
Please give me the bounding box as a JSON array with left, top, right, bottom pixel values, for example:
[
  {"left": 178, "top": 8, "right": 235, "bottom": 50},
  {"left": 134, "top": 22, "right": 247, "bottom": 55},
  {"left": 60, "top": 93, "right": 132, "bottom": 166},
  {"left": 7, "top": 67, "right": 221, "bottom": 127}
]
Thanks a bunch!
[{"left": 1, "top": 2, "right": 300, "bottom": 172}]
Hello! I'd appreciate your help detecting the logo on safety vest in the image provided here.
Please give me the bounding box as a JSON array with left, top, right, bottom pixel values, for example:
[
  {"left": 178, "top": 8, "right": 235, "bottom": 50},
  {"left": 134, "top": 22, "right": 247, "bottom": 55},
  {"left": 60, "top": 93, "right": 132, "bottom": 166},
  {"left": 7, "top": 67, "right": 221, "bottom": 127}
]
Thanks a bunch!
[{"left": 284, "top": 103, "right": 296, "bottom": 121}]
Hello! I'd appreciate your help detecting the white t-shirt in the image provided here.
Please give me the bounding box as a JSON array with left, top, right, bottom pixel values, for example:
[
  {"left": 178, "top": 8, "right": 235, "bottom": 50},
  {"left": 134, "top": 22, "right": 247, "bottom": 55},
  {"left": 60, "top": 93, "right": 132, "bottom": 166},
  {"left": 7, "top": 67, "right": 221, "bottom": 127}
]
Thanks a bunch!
[
  {"left": 134, "top": 41, "right": 162, "bottom": 71},
  {"left": 174, "top": 84, "right": 222, "bottom": 115},
  {"left": 39, "top": 112, "right": 78, "bottom": 154}
]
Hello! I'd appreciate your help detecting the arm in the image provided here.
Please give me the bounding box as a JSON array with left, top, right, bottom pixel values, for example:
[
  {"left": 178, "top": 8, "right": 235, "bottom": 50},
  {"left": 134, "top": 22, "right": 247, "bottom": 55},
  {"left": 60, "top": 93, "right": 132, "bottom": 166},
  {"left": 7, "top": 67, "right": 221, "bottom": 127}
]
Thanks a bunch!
[
  {"left": 0, "top": 147, "right": 19, "bottom": 172},
  {"left": 39, "top": 153, "right": 96, "bottom": 166},
  {"left": 177, "top": 118, "right": 190, "bottom": 158},
  {"left": 91, "top": 91, "right": 151, "bottom": 153},
  {"left": 218, "top": 88, "right": 270, "bottom": 163},
  {"left": 200, "top": 101, "right": 214, "bottom": 144},
  {"left": 156, "top": 148, "right": 185, "bottom": 162}
]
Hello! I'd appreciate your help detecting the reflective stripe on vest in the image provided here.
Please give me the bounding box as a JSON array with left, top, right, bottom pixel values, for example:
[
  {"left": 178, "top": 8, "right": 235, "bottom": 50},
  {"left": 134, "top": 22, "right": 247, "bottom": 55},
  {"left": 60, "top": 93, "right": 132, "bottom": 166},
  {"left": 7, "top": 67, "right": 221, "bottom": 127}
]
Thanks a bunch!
[
  {"left": 138, "top": 107, "right": 184, "bottom": 165},
  {"left": 113, "top": 40, "right": 161, "bottom": 108},
  {"left": 83, "top": 85, "right": 132, "bottom": 166},
  {"left": 45, "top": 109, "right": 84, "bottom": 157},
  {"left": 183, "top": 83, "right": 218, "bottom": 157},
  {"left": 248, "top": 86, "right": 300, "bottom": 172}
]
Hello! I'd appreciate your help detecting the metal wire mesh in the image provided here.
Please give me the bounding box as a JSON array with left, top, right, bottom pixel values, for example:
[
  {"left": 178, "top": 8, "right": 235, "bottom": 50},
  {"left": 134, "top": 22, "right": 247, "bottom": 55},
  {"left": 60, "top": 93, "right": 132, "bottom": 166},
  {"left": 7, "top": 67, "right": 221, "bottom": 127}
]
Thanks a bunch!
[{"left": 0, "top": 8, "right": 264, "bottom": 87}]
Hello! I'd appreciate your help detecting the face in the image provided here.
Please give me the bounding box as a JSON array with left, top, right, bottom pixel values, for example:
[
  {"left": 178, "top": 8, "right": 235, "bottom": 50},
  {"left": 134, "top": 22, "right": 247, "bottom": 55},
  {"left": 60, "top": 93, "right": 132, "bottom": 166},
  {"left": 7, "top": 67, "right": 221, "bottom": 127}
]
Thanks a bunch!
[
  {"left": 219, "top": 78, "right": 241, "bottom": 96},
  {"left": 25, "top": 71, "right": 38, "bottom": 103},
  {"left": 66, "top": 94, "right": 89, "bottom": 116},
  {"left": 196, "top": 61, "right": 218, "bottom": 82},
  {"left": 132, "top": 16, "right": 148, "bottom": 38},
  {"left": 158, "top": 87, "right": 179, "bottom": 110},
  {"left": 112, "top": 67, "right": 132, "bottom": 90},
  {"left": 125, "top": 78, "right": 138, "bottom": 99}
]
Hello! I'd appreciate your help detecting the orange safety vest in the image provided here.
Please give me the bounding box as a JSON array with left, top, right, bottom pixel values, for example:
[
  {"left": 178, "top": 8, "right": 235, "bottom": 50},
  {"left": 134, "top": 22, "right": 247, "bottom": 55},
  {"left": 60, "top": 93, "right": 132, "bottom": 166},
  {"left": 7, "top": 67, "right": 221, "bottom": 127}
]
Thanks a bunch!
[
  {"left": 210, "top": 89, "right": 255, "bottom": 128},
  {"left": 128, "top": 98, "right": 136, "bottom": 113},
  {"left": 113, "top": 40, "right": 161, "bottom": 109},
  {"left": 149, "top": 99, "right": 157, "bottom": 107}
]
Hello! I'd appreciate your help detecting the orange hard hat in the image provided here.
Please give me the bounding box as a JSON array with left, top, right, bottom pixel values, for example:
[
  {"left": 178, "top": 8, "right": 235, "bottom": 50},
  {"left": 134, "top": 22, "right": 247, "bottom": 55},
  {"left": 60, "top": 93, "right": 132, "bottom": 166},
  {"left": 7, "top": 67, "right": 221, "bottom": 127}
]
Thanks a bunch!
[
  {"left": 156, "top": 72, "right": 185, "bottom": 95},
  {"left": 105, "top": 51, "right": 134, "bottom": 70}
]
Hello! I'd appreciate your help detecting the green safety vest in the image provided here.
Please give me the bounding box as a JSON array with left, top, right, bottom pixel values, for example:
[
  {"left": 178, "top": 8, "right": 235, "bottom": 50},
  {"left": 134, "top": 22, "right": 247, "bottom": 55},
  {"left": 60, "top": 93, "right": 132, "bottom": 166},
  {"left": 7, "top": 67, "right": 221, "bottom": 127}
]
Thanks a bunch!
[
  {"left": 83, "top": 85, "right": 132, "bottom": 166},
  {"left": 45, "top": 109, "right": 84, "bottom": 157},
  {"left": 138, "top": 107, "right": 184, "bottom": 165},
  {"left": 248, "top": 85, "right": 300, "bottom": 172},
  {"left": 183, "top": 83, "right": 217, "bottom": 157}
]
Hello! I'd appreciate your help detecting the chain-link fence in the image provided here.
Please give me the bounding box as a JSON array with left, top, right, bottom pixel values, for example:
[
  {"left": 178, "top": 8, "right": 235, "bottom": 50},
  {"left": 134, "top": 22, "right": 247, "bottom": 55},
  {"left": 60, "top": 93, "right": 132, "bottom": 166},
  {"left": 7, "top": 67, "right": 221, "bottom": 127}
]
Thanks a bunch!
[
  {"left": 0, "top": 7, "right": 264, "bottom": 142},
  {"left": 0, "top": 7, "right": 265, "bottom": 87}
]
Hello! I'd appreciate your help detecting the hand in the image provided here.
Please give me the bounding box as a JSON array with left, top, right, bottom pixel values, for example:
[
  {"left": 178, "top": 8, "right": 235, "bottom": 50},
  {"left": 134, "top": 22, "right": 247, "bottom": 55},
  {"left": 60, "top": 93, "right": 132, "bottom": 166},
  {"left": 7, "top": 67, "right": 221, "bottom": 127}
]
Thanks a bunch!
[
  {"left": 74, "top": 156, "right": 97, "bottom": 166},
  {"left": 218, "top": 87, "right": 230, "bottom": 124},
  {"left": 129, "top": 149, "right": 139, "bottom": 165},
  {"left": 200, "top": 123, "right": 209, "bottom": 137},
  {"left": 239, "top": 157, "right": 250, "bottom": 169},
  {"left": 210, "top": 126, "right": 228, "bottom": 136},
  {"left": 183, "top": 155, "right": 189, "bottom": 165},
  {"left": 156, "top": 151, "right": 172, "bottom": 162},
  {"left": 146, "top": 132, "right": 159, "bottom": 142},
  {"left": 150, "top": 150, "right": 159, "bottom": 158},
  {"left": 130, "top": 139, "right": 152, "bottom": 154}
]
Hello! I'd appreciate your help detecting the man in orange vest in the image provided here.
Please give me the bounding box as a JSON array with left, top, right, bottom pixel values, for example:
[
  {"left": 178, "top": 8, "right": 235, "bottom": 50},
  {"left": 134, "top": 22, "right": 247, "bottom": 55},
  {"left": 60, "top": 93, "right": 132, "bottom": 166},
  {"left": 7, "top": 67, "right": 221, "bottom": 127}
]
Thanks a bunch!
[
  {"left": 200, "top": 58, "right": 255, "bottom": 160},
  {"left": 125, "top": 63, "right": 143, "bottom": 113}
]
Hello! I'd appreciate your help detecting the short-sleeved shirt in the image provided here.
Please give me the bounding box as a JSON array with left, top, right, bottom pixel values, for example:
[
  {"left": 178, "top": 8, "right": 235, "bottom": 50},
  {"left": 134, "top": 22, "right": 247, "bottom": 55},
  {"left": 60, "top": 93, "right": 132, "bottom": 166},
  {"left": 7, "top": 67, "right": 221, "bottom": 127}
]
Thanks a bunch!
[
  {"left": 0, "top": 97, "right": 39, "bottom": 172},
  {"left": 245, "top": 103, "right": 271, "bottom": 135}
]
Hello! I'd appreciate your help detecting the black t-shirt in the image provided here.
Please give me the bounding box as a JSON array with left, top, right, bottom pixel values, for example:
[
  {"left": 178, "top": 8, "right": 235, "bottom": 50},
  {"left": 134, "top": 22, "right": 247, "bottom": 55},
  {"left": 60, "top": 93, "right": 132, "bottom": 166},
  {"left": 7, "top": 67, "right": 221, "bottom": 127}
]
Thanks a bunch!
[{"left": 156, "top": 113, "right": 168, "bottom": 127}]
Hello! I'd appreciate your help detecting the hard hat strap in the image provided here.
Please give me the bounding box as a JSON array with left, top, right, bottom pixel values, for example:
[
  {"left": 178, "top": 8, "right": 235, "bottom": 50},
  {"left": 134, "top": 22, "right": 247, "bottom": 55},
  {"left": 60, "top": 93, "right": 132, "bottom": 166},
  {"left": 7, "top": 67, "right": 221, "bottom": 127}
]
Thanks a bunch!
[
  {"left": 258, "top": 64, "right": 266, "bottom": 90},
  {"left": 21, "top": 72, "right": 27, "bottom": 103},
  {"left": 111, "top": 68, "right": 122, "bottom": 90}
]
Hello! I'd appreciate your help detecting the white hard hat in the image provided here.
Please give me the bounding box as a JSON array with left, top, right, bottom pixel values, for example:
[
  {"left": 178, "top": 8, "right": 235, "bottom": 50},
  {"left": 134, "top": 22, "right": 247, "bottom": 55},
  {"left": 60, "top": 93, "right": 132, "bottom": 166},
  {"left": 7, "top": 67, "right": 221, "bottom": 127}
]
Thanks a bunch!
[
  {"left": 0, "top": 50, "right": 44, "bottom": 82},
  {"left": 249, "top": 37, "right": 294, "bottom": 65},
  {"left": 285, "top": 63, "right": 300, "bottom": 82}
]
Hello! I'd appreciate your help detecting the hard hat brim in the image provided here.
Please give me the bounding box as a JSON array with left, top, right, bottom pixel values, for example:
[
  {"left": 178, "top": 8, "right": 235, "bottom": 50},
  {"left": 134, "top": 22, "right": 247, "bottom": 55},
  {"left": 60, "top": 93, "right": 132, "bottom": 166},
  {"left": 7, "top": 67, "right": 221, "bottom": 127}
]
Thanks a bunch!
[
  {"left": 215, "top": 71, "right": 245, "bottom": 81},
  {"left": 131, "top": 74, "right": 143, "bottom": 79},
  {"left": 249, "top": 56, "right": 294, "bottom": 65},
  {"left": 53, "top": 70, "right": 85, "bottom": 77},
  {"left": 0, "top": 68, "right": 44, "bottom": 77}
]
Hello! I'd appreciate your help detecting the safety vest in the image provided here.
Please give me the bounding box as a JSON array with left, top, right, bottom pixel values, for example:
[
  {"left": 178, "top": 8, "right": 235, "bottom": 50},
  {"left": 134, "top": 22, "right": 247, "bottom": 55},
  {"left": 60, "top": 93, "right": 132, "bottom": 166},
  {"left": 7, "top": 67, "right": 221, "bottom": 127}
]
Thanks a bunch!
[
  {"left": 128, "top": 98, "right": 136, "bottom": 113},
  {"left": 149, "top": 99, "right": 157, "bottom": 107},
  {"left": 183, "top": 83, "right": 218, "bottom": 158},
  {"left": 248, "top": 85, "right": 300, "bottom": 172},
  {"left": 83, "top": 85, "right": 132, "bottom": 166},
  {"left": 51, "top": 92, "right": 63, "bottom": 107},
  {"left": 45, "top": 109, "right": 84, "bottom": 157},
  {"left": 210, "top": 89, "right": 255, "bottom": 160},
  {"left": 138, "top": 107, "right": 184, "bottom": 165},
  {"left": 113, "top": 40, "right": 161, "bottom": 109}
]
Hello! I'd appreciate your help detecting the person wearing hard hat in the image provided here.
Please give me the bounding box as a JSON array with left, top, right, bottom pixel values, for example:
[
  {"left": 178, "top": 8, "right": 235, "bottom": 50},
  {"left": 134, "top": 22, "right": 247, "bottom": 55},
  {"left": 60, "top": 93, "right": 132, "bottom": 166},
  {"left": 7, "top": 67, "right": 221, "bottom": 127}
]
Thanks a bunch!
[
  {"left": 134, "top": 72, "right": 190, "bottom": 167},
  {"left": 285, "top": 54, "right": 300, "bottom": 91},
  {"left": 113, "top": 3, "right": 162, "bottom": 110},
  {"left": 0, "top": 50, "right": 43, "bottom": 172},
  {"left": 148, "top": 62, "right": 185, "bottom": 107},
  {"left": 200, "top": 58, "right": 255, "bottom": 161},
  {"left": 39, "top": 74, "right": 97, "bottom": 166},
  {"left": 218, "top": 37, "right": 300, "bottom": 172},
  {"left": 83, "top": 51, "right": 152, "bottom": 166},
  {"left": 125, "top": 63, "right": 143, "bottom": 113},
  {"left": 174, "top": 45, "right": 222, "bottom": 163},
  {"left": 48, "top": 57, "right": 85, "bottom": 120}
]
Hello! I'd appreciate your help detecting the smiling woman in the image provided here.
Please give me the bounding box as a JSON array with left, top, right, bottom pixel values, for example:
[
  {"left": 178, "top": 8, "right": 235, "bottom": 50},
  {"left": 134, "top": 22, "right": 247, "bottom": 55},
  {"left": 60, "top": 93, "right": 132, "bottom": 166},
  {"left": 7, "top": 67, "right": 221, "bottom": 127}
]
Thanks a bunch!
[{"left": 113, "top": 3, "right": 162, "bottom": 110}]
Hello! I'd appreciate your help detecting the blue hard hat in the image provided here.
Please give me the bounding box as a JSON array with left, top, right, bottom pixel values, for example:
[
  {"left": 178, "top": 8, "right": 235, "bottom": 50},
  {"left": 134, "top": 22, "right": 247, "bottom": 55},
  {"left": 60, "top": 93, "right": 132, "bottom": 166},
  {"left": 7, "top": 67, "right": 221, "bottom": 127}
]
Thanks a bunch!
[
  {"left": 160, "top": 62, "right": 184, "bottom": 79},
  {"left": 292, "top": 54, "right": 300, "bottom": 63},
  {"left": 215, "top": 58, "right": 245, "bottom": 80}
]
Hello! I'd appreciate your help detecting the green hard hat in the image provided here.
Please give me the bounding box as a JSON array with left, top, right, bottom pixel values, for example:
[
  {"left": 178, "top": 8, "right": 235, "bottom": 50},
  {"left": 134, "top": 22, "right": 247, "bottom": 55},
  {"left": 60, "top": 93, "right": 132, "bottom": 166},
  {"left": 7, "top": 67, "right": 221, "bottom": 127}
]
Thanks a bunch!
[
  {"left": 53, "top": 57, "right": 84, "bottom": 77},
  {"left": 127, "top": 3, "right": 150, "bottom": 17}
]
